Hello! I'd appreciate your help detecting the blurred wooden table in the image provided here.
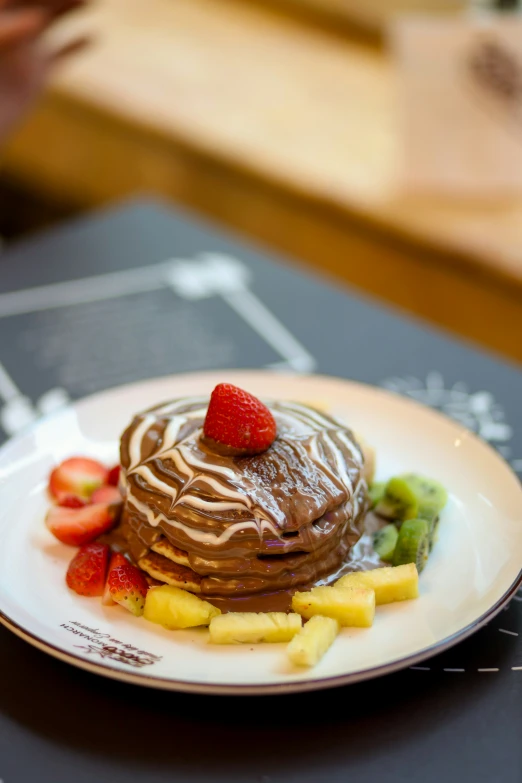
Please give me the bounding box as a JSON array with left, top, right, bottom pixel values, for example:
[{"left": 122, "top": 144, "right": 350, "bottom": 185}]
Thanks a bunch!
[
  {"left": 260, "top": 0, "right": 467, "bottom": 34},
  {"left": 3, "top": 0, "right": 522, "bottom": 362}
]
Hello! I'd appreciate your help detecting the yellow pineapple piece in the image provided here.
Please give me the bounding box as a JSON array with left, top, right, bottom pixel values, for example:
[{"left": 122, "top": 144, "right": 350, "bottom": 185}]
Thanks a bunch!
[
  {"left": 355, "top": 433, "right": 376, "bottom": 485},
  {"left": 336, "top": 564, "right": 419, "bottom": 605},
  {"left": 292, "top": 585, "right": 375, "bottom": 627},
  {"left": 287, "top": 615, "right": 340, "bottom": 667},
  {"left": 208, "top": 612, "right": 302, "bottom": 644},
  {"left": 143, "top": 585, "right": 221, "bottom": 629}
]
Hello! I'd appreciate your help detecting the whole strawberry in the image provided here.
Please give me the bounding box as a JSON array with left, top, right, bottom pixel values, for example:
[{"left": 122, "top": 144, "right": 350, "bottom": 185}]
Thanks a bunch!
[
  {"left": 66, "top": 543, "right": 110, "bottom": 597},
  {"left": 203, "top": 383, "right": 277, "bottom": 456}
]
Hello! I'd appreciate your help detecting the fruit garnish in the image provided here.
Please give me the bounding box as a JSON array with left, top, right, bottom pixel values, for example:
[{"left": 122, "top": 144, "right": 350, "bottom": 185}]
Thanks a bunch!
[
  {"left": 208, "top": 612, "right": 301, "bottom": 644},
  {"left": 393, "top": 519, "right": 430, "bottom": 573},
  {"left": 46, "top": 502, "right": 121, "bottom": 546},
  {"left": 375, "top": 474, "right": 447, "bottom": 524},
  {"left": 356, "top": 435, "right": 376, "bottom": 485},
  {"left": 287, "top": 615, "right": 339, "bottom": 667},
  {"left": 66, "top": 543, "right": 110, "bottom": 597},
  {"left": 428, "top": 516, "right": 440, "bottom": 552},
  {"left": 106, "top": 561, "right": 149, "bottom": 616},
  {"left": 49, "top": 457, "right": 108, "bottom": 501},
  {"left": 292, "top": 585, "right": 375, "bottom": 627},
  {"left": 144, "top": 585, "right": 221, "bottom": 629},
  {"left": 106, "top": 465, "right": 121, "bottom": 487},
  {"left": 375, "top": 477, "right": 419, "bottom": 521},
  {"left": 91, "top": 485, "right": 122, "bottom": 505},
  {"left": 202, "top": 383, "right": 277, "bottom": 456},
  {"left": 399, "top": 474, "right": 448, "bottom": 521},
  {"left": 337, "top": 564, "right": 419, "bottom": 605},
  {"left": 102, "top": 552, "right": 129, "bottom": 606},
  {"left": 58, "top": 495, "right": 87, "bottom": 509},
  {"left": 372, "top": 524, "right": 399, "bottom": 563},
  {"left": 368, "top": 482, "right": 386, "bottom": 509}
]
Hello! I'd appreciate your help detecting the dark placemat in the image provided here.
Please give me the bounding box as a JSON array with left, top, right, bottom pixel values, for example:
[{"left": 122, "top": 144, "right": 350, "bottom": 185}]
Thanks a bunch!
[{"left": 0, "top": 198, "right": 521, "bottom": 783}]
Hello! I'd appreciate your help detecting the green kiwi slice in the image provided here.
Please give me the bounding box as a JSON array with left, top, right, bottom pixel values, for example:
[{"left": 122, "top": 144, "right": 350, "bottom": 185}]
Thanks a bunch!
[
  {"left": 400, "top": 474, "right": 448, "bottom": 521},
  {"left": 375, "top": 477, "right": 419, "bottom": 521},
  {"left": 372, "top": 524, "right": 399, "bottom": 563},
  {"left": 368, "top": 482, "right": 386, "bottom": 509},
  {"left": 428, "top": 516, "right": 440, "bottom": 552},
  {"left": 393, "top": 519, "right": 430, "bottom": 573}
]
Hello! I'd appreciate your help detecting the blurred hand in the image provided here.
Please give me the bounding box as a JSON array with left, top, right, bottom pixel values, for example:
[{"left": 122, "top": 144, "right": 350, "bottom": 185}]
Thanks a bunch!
[{"left": 0, "top": 0, "right": 89, "bottom": 142}]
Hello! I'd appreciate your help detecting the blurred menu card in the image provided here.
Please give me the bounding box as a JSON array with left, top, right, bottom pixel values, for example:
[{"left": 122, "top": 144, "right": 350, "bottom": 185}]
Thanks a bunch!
[
  {"left": 393, "top": 14, "right": 522, "bottom": 195},
  {"left": 0, "top": 198, "right": 521, "bottom": 479},
  {"left": 0, "top": 207, "right": 315, "bottom": 444}
]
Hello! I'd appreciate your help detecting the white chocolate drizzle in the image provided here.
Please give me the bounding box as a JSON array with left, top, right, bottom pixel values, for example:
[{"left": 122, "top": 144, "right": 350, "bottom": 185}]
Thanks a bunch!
[{"left": 123, "top": 398, "right": 364, "bottom": 547}]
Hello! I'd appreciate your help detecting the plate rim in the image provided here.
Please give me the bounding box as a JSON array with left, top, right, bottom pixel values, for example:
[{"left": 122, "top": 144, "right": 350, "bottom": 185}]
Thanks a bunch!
[
  {"left": 1, "top": 369, "right": 521, "bottom": 696},
  {"left": 1, "top": 571, "right": 521, "bottom": 696}
]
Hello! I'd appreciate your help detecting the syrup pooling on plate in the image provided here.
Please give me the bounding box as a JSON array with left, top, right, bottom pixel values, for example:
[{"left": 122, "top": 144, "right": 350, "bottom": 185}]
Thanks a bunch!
[{"left": 118, "top": 397, "right": 369, "bottom": 600}]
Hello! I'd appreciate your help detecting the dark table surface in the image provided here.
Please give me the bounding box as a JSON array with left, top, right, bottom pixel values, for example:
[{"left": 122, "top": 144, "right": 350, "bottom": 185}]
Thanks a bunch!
[{"left": 0, "top": 199, "right": 521, "bottom": 783}]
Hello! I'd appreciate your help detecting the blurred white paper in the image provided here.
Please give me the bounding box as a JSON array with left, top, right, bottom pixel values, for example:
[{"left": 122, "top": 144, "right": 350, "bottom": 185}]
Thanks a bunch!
[{"left": 392, "top": 14, "right": 522, "bottom": 196}]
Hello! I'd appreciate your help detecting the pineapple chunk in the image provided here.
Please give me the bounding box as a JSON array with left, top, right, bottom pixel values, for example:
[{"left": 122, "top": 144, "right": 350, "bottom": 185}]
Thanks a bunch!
[
  {"left": 336, "top": 564, "right": 419, "bottom": 605},
  {"left": 143, "top": 585, "right": 221, "bottom": 629},
  {"left": 355, "top": 434, "right": 376, "bottom": 486},
  {"left": 292, "top": 586, "right": 375, "bottom": 627},
  {"left": 208, "top": 612, "right": 302, "bottom": 644},
  {"left": 287, "top": 615, "right": 339, "bottom": 667}
]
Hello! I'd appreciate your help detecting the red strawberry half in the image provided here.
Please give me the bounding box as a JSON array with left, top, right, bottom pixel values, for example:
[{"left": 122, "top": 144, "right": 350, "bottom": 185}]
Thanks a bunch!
[
  {"left": 102, "top": 552, "right": 128, "bottom": 606},
  {"left": 203, "top": 383, "right": 277, "bottom": 456},
  {"left": 106, "top": 465, "right": 121, "bottom": 487},
  {"left": 66, "top": 543, "right": 110, "bottom": 597},
  {"left": 46, "top": 501, "right": 121, "bottom": 547},
  {"left": 49, "top": 457, "right": 108, "bottom": 501},
  {"left": 91, "top": 485, "right": 122, "bottom": 505},
  {"left": 58, "top": 495, "right": 86, "bottom": 509},
  {"left": 105, "top": 561, "right": 149, "bottom": 616}
]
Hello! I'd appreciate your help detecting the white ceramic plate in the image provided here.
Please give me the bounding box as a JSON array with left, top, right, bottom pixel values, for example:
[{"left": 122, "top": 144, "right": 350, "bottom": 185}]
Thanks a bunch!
[{"left": 1, "top": 371, "right": 521, "bottom": 695}]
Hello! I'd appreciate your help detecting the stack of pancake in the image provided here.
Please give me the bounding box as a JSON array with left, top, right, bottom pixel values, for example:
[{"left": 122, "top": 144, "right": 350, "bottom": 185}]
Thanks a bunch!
[{"left": 114, "top": 397, "right": 370, "bottom": 609}]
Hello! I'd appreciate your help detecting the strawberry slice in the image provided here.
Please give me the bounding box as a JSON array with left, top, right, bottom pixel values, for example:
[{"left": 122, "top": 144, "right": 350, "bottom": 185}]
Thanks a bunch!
[
  {"left": 46, "top": 502, "right": 121, "bottom": 547},
  {"left": 106, "top": 561, "right": 149, "bottom": 616},
  {"left": 203, "top": 383, "right": 277, "bottom": 456},
  {"left": 102, "top": 552, "right": 128, "bottom": 606},
  {"left": 66, "top": 543, "right": 110, "bottom": 597},
  {"left": 91, "top": 485, "right": 122, "bottom": 505},
  {"left": 106, "top": 465, "right": 121, "bottom": 487},
  {"left": 49, "top": 457, "right": 108, "bottom": 501},
  {"left": 58, "top": 495, "right": 87, "bottom": 509}
]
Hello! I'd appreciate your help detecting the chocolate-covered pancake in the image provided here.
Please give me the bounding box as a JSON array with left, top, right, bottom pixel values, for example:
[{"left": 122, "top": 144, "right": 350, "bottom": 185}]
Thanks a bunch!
[{"left": 116, "top": 397, "right": 369, "bottom": 602}]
